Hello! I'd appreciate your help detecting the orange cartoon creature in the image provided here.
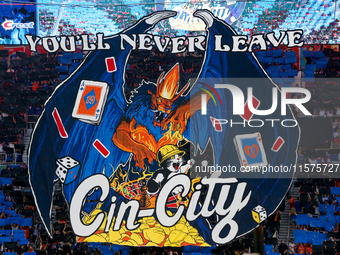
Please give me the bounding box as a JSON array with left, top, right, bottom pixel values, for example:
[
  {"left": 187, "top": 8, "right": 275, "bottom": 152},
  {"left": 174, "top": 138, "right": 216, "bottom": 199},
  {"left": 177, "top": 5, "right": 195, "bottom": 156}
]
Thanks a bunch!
[{"left": 112, "top": 63, "right": 209, "bottom": 169}]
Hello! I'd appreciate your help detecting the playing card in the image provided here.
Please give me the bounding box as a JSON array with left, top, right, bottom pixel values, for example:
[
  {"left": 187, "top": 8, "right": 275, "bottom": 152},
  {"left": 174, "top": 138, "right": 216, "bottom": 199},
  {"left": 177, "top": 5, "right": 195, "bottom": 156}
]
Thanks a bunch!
[
  {"left": 72, "top": 80, "right": 109, "bottom": 125},
  {"left": 93, "top": 139, "right": 110, "bottom": 158},
  {"left": 105, "top": 57, "right": 117, "bottom": 73},
  {"left": 241, "top": 96, "right": 260, "bottom": 121},
  {"left": 271, "top": 136, "right": 285, "bottom": 152},
  {"left": 233, "top": 132, "right": 268, "bottom": 168}
]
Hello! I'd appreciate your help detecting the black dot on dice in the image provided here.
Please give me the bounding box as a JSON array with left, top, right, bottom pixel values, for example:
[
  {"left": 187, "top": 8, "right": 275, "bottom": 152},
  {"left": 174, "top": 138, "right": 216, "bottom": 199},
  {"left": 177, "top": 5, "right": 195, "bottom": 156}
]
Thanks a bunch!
[
  {"left": 59, "top": 167, "right": 63, "bottom": 171},
  {"left": 67, "top": 161, "right": 71, "bottom": 164},
  {"left": 61, "top": 178, "right": 64, "bottom": 181},
  {"left": 63, "top": 170, "right": 66, "bottom": 174},
  {"left": 60, "top": 159, "right": 63, "bottom": 162},
  {"left": 67, "top": 157, "right": 70, "bottom": 160},
  {"left": 67, "top": 165, "right": 71, "bottom": 167}
]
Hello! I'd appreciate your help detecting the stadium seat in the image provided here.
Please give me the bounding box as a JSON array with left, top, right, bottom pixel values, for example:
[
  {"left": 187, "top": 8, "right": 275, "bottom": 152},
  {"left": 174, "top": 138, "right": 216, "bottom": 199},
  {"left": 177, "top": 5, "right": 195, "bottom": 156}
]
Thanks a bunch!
[
  {"left": 17, "top": 239, "right": 28, "bottom": 245},
  {"left": 111, "top": 245, "right": 122, "bottom": 252},
  {"left": 273, "top": 57, "right": 285, "bottom": 64},
  {"left": 58, "top": 56, "right": 72, "bottom": 65},
  {"left": 303, "top": 51, "right": 314, "bottom": 57},
  {"left": 304, "top": 69, "right": 314, "bottom": 78},
  {"left": 0, "top": 237, "right": 12, "bottom": 244},
  {"left": 266, "top": 51, "right": 273, "bottom": 57},
  {"left": 316, "top": 58, "right": 328, "bottom": 69},
  {"left": 4, "top": 202, "right": 13, "bottom": 208},
  {"left": 122, "top": 247, "right": 129, "bottom": 255},
  {"left": 297, "top": 214, "right": 311, "bottom": 225},
  {"left": 287, "top": 70, "right": 298, "bottom": 77},
  {"left": 285, "top": 56, "right": 297, "bottom": 64},
  {"left": 19, "top": 218, "right": 32, "bottom": 227},
  {"left": 314, "top": 51, "right": 325, "bottom": 58},
  {"left": 271, "top": 66, "right": 280, "bottom": 72},
  {"left": 265, "top": 245, "right": 273, "bottom": 254},
  {"left": 305, "top": 64, "right": 317, "bottom": 70},
  {"left": 60, "top": 75, "right": 69, "bottom": 81},
  {"left": 5, "top": 210, "right": 16, "bottom": 216},
  {"left": 0, "top": 230, "right": 11, "bottom": 236},
  {"left": 72, "top": 52, "right": 83, "bottom": 60},
  {"left": 24, "top": 252, "right": 36, "bottom": 255},
  {"left": 285, "top": 51, "right": 296, "bottom": 58},
  {"left": 3, "top": 252, "right": 16, "bottom": 255},
  {"left": 273, "top": 50, "right": 283, "bottom": 57},
  {"left": 56, "top": 65, "right": 68, "bottom": 73},
  {"left": 281, "top": 64, "right": 291, "bottom": 71},
  {"left": 12, "top": 230, "right": 25, "bottom": 238},
  {"left": 1, "top": 178, "right": 12, "bottom": 185},
  {"left": 255, "top": 51, "right": 266, "bottom": 58},
  {"left": 69, "top": 62, "right": 79, "bottom": 73},
  {"left": 201, "top": 247, "right": 213, "bottom": 254}
]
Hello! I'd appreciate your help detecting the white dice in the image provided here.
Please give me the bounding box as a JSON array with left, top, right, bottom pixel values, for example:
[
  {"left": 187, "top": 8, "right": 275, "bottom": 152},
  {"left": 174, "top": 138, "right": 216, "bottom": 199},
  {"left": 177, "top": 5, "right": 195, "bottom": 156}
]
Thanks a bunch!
[
  {"left": 252, "top": 205, "right": 267, "bottom": 224},
  {"left": 56, "top": 156, "right": 80, "bottom": 185}
]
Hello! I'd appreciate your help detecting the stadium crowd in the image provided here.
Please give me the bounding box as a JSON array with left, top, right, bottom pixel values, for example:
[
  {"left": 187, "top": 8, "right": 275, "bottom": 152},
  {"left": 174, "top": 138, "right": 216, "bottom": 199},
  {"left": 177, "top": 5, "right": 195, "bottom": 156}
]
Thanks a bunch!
[
  {"left": 37, "top": 0, "right": 340, "bottom": 44},
  {"left": 1, "top": 33, "right": 340, "bottom": 254}
]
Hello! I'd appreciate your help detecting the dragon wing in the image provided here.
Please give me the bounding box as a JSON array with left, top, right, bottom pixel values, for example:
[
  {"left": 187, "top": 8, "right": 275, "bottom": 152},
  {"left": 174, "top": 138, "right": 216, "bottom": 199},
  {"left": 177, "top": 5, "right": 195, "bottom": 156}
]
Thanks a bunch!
[
  {"left": 28, "top": 11, "right": 176, "bottom": 237},
  {"left": 187, "top": 10, "right": 300, "bottom": 240}
]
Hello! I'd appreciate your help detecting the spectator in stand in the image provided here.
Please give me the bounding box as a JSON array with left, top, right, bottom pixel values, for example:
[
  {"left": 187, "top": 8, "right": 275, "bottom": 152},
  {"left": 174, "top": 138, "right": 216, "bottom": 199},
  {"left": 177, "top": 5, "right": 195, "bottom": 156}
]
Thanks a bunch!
[
  {"left": 273, "top": 210, "right": 282, "bottom": 234},
  {"left": 297, "top": 243, "right": 305, "bottom": 254},
  {"left": 289, "top": 239, "right": 295, "bottom": 255},
  {"left": 322, "top": 194, "right": 329, "bottom": 204},
  {"left": 279, "top": 240, "right": 288, "bottom": 255},
  {"left": 298, "top": 150, "right": 305, "bottom": 165},
  {"left": 295, "top": 197, "right": 302, "bottom": 213},
  {"left": 289, "top": 195, "right": 295, "bottom": 209},
  {"left": 305, "top": 244, "right": 312, "bottom": 254},
  {"left": 308, "top": 157, "right": 317, "bottom": 164},
  {"left": 333, "top": 130, "right": 340, "bottom": 148},
  {"left": 289, "top": 207, "right": 297, "bottom": 231},
  {"left": 32, "top": 219, "right": 41, "bottom": 243},
  {"left": 305, "top": 46, "right": 314, "bottom": 64}
]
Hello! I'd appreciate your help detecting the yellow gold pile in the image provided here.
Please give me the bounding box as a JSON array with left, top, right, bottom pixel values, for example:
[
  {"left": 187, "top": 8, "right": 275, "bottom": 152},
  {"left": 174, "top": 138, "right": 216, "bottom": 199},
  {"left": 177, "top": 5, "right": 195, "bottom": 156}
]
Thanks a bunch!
[{"left": 80, "top": 210, "right": 210, "bottom": 247}]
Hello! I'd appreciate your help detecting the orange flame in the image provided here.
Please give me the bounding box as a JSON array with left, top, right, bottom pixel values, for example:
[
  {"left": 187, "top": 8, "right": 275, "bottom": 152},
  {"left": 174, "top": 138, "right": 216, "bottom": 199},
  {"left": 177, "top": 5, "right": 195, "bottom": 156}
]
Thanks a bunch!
[{"left": 156, "top": 63, "right": 180, "bottom": 100}]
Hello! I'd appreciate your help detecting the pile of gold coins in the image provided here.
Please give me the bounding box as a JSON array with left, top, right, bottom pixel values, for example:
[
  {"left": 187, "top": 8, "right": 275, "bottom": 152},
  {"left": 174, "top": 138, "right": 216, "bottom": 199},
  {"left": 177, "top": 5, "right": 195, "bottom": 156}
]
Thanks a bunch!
[{"left": 79, "top": 209, "right": 210, "bottom": 247}]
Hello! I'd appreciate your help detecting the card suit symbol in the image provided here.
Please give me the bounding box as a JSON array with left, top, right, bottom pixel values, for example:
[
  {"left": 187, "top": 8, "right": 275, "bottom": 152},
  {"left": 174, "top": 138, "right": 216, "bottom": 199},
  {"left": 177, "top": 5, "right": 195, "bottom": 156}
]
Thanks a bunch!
[
  {"left": 83, "top": 89, "right": 97, "bottom": 110},
  {"left": 244, "top": 144, "right": 259, "bottom": 159},
  {"left": 258, "top": 138, "right": 262, "bottom": 142}
]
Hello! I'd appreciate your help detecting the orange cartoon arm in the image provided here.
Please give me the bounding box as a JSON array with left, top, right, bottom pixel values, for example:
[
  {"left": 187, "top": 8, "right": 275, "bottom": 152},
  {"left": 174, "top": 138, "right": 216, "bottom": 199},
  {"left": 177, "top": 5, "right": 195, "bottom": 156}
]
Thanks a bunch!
[{"left": 112, "top": 117, "right": 156, "bottom": 169}]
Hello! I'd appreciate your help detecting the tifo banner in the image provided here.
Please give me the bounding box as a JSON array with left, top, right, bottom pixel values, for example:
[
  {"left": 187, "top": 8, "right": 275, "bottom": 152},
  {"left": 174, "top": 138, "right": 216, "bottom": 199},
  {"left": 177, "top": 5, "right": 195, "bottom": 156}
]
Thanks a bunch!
[
  {"left": 28, "top": 10, "right": 304, "bottom": 247},
  {"left": 163, "top": 0, "right": 245, "bottom": 30}
]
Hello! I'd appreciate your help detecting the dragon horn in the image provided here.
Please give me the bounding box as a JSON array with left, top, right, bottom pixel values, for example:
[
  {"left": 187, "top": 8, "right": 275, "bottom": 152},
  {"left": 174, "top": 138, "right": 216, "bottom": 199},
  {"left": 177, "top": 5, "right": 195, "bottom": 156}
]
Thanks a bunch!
[{"left": 172, "top": 79, "right": 190, "bottom": 101}]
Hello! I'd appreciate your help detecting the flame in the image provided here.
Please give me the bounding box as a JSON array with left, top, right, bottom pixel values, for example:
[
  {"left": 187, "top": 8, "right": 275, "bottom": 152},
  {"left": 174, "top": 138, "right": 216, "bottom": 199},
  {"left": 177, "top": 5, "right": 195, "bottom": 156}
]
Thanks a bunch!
[
  {"left": 157, "top": 64, "right": 179, "bottom": 100},
  {"left": 158, "top": 122, "right": 183, "bottom": 149},
  {"left": 110, "top": 164, "right": 153, "bottom": 194},
  {"left": 109, "top": 163, "right": 128, "bottom": 192}
]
